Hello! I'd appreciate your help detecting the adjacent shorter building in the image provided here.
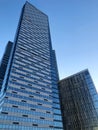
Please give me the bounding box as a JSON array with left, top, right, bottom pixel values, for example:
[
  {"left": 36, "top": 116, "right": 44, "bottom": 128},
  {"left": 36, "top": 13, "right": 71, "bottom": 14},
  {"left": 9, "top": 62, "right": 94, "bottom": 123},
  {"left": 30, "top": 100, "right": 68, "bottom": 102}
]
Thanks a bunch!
[{"left": 59, "top": 69, "right": 98, "bottom": 130}]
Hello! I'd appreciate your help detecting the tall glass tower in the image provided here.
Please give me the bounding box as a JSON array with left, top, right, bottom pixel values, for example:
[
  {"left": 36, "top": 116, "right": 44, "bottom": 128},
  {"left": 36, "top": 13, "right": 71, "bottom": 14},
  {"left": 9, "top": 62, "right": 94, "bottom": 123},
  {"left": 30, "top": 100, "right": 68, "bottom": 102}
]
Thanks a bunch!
[{"left": 0, "top": 2, "right": 63, "bottom": 130}]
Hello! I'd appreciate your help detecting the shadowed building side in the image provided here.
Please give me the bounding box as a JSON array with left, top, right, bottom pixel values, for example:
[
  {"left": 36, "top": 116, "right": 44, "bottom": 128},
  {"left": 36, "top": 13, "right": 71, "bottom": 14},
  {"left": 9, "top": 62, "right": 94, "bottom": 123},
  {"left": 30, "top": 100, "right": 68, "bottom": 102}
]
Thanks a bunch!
[{"left": 0, "top": 41, "right": 13, "bottom": 92}]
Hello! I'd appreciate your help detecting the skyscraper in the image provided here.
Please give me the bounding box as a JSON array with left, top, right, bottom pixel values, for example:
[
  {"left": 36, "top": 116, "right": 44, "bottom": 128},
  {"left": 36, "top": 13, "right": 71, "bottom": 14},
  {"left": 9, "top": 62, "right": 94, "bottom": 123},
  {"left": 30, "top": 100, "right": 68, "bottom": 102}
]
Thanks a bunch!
[
  {"left": 59, "top": 69, "right": 98, "bottom": 130},
  {"left": 0, "top": 2, "right": 63, "bottom": 130}
]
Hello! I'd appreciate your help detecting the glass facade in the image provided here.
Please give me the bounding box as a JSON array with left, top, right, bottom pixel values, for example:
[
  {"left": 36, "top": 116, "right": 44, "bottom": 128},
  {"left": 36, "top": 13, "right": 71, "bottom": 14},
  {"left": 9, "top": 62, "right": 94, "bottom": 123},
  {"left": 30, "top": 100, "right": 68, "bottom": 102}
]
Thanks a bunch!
[
  {"left": 0, "top": 2, "right": 63, "bottom": 130},
  {"left": 59, "top": 69, "right": 98, "bottom": 130}
]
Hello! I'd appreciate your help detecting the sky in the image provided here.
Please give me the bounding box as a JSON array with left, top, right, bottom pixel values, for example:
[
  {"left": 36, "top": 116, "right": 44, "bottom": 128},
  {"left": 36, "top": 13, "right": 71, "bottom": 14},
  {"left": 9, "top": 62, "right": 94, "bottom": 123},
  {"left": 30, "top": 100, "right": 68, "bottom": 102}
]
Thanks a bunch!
[{"left": 0, "top": 0, "right": 98, "bottom": 91}]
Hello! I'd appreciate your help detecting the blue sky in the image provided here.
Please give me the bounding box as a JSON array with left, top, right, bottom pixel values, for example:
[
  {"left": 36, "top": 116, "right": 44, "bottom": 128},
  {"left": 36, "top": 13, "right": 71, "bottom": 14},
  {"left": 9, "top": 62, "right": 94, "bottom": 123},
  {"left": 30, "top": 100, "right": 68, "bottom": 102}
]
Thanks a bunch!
[{"left": 0, "top": 0, "right": 98, "bottom": 91}]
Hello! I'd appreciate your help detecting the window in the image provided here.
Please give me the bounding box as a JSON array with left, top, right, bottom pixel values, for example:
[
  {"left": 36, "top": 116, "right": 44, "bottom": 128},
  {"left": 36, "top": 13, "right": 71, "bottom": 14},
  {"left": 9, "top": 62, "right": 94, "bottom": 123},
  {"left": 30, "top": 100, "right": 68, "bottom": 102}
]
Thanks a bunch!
[
  {"left": 12, "top": 79, "right": 17, "bottom": 82},
  {"left": 13, "top": 122, "right": 19, "bottom": 125},
  {"left": 29, "top": 95, "right": 34, "bottom": 98},
  {"left": 36, "top": 91, "right": 40, "bottom": 94},
  {"left": 21, "top": 87, "right": 25, "bottom": 90},
  {"left": 12, "top": 91, "right": 17, "bottom": 94},
  {"left": 34, "top": 81, "right": 38, "bottom": 83},
  {"left": 49, "top": 126, "right": 53, "bottom": 128},
  {"left": 20, "top": 76, "right": 24, "bottom": 79},
  {"left": 22, "top": 115, "right": 28, "bottom": 117},
  {"left": 46, "top": 111, "right": 50, "bottom": 113},
  {"left": 1, "top": 112, "right": 8, "bottom": 114},
  {"left": 40, "top": 117, "right": 45, "bottom": 119},
  {"left": 30, "top": 108, "right": 36, "bottom": 111},
  {"left": 44, "top": 99, "right": 48, "bottom": 101},
  {"left": 38, "top": 103, "right": 42, "bottom": 105},
  {"left": 12, "top": 105, "right": 18, "bottom": 108},
  {"left": 5, "top": 97, "right": 8, "bottom": 99},
  {"left": 28, "top": 84, "right": 32, "bottom": 86},
  {"left": 32, "top": 124, "right": 38, "bottom": 126},
  {"left": 42, "top": 88, "right": 45, "bottom": 90},
  {"left": 21, "top": 100, "right": 26, "bottom": 102}
]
